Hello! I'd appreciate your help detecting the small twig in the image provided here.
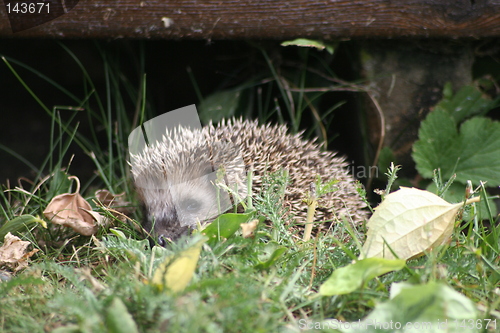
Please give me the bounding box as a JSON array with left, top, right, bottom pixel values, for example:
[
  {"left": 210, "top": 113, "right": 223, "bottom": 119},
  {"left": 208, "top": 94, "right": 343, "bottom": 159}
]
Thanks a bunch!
[
  {"left": 308, "top": 231, "right": 319, "bottom": 290},
  {"left": 303, "top": 183, "right": 317, "bottom": 242},
  {"left": 464, "top": 196, "right": 481, "bottom": 205},
  {"left": 287, "top": 86, "right": 369, "bottom": 93},
  {"left": 366, "top": 92, "right": 386, "bottom": 192}
]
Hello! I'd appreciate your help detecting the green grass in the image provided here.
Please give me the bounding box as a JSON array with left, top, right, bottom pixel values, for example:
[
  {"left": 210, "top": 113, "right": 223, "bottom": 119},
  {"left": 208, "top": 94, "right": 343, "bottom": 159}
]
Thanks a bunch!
[{"left": 0, "top": 42, "right": 499, "bottom": 333}]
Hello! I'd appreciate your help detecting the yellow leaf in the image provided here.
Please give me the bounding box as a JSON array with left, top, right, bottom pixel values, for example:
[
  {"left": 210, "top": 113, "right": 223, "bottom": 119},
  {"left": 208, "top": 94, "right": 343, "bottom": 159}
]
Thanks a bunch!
[
  {"left": 151, "top": 240, "right": 204, "bottom": 292},
  {"left": 360, "top": 187, "right": 472, "bottom": 260}
]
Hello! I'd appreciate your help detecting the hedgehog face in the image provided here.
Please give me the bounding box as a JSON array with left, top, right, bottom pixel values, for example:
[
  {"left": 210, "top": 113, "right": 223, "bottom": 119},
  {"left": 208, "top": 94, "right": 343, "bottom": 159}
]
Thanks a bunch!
[
  {"left": 131, "top": 125, "right": 247, "bottom": 246},
  {"left": 139, "top": 171, "right": 234, "bottom": 246}
]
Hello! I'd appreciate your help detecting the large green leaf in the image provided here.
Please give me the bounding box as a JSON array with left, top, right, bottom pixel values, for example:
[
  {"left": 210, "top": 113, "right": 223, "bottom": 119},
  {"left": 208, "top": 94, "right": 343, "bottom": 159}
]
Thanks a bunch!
[
  {"left": 413, "top": 109, "right": 457, "bottom": 179},
  {"left": 201, "top": 212, "right": 254, "bottom": 247},
  {"left": 453, "top": 117, "right": 500, "bottom": 184},
  {"left": 434, "top": 83, "right": 498, "bottom": 124},
  {"left": 413, "top": 110, "right": 500, "bottom": 186}
]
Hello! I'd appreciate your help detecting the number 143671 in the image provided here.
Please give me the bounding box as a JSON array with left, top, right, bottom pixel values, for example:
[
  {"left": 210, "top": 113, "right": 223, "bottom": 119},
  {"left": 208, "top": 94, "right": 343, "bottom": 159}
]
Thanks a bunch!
[{"left": 6, "top": 2, "right": 50, "bottom": 14}]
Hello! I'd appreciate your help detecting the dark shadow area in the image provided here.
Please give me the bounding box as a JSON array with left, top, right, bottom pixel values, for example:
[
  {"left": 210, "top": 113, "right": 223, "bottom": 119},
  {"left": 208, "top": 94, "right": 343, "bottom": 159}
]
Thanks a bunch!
[{"left": 0, "top": 39, "right": 364, "bottom": 186}]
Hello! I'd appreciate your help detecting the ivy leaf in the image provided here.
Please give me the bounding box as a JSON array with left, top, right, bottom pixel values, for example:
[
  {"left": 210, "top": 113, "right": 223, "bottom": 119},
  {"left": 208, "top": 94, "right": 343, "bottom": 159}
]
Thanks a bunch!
[
  {"left": 413, "top": 110, "right": 500, "bottom": 186},
  {"left": 360, "top": 187, "right": 467, "bottom": 260}
]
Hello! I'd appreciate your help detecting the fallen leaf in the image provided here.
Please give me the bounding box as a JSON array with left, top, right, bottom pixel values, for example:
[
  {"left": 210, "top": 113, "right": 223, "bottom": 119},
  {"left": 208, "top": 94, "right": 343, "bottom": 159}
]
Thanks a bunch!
[
  {"left": 95, "top": 189, "right": 121, "bottom": 207},
  {"left": 95, "top": 190, "right": 132, "bottom": 219},
  {"left": 151, "top": 239, "right": 205, "bottom": 292},
  {"left": 360, "top": 187, "right": 477, "bottom": 260},
  {"left": 241, "top": 219, "right": 259, "bottom": 238},
  {"left": 0, "top": 232, "right": 38, "bottom": 271},
  {"left": 43, "top": 176, "right": 97, "bottom": 236},
  {"left": 94, "top": 189, "right": 133, "bottom": 227}
]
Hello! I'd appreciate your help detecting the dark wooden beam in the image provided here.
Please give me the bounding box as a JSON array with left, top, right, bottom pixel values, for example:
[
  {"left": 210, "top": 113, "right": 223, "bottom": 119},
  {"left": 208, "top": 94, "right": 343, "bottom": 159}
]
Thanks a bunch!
[{"left": 2, "top": 0, "right": 500, "bottom": 39}]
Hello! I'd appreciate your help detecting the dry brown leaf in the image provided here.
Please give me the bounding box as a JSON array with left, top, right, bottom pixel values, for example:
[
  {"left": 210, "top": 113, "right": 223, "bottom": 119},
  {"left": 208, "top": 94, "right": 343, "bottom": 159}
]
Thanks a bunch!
[
  {"left": 0, "top": 232, "right": 38, "bottom": 272},
  {"left": 241, "top": 219, "right": 259, "bottom": 238},
  {"left": 83, "top": 209, "right": 106, "bottom": 226},
  {"left": 95, "top": 189, "right": 133, "bottom": 223},
  {"left": 43, "top": 176, "right": 98, "bottom": 236},
  {"left": 95, "top": 189, "right": 129, "bottom": 208}
]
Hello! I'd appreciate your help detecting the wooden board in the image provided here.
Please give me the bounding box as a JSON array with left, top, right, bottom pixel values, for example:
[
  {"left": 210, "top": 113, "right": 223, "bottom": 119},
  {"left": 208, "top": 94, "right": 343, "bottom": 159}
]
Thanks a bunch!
[{"left": 1, "top": 0, "right": 500, "bottom": 38}]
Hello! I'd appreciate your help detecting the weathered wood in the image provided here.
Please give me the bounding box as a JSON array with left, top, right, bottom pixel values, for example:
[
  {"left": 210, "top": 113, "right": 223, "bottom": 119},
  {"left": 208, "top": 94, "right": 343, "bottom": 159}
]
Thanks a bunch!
[
  {"left": 2, "top": 0, "right": 500, "bottom": 38},
  {"left": 360, "top": 40, "right": 474, "bottom": 177}
]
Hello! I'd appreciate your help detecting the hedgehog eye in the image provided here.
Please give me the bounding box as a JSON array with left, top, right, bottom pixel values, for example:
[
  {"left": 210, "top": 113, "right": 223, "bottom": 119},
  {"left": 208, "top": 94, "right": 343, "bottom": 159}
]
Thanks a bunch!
[{"left": 180, "top": 198, "right": 202, "bottom": 212}]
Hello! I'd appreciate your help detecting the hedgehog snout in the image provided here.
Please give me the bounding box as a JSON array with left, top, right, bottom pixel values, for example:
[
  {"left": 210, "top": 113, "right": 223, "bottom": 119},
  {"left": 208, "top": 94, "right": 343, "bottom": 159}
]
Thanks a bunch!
[
  {"left": 148, "top": 214, "right": 191, "bottom": 246},
  {"left": 157, "top": 234, "right": 168, "bottom": 247},
  {"left": 141, "top": 201, "right": 189, "bottom": 246}
]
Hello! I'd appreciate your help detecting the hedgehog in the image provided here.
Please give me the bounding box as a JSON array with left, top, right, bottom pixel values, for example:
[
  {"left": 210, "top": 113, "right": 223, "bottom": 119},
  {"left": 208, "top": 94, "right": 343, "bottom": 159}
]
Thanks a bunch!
[{"left": 130, "top": 118, "right": 367, "bottom": 246}]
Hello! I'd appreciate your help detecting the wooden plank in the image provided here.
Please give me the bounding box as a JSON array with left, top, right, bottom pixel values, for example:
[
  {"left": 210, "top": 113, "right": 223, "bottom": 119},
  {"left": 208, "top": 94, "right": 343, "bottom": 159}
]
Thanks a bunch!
[{"left": 2, "top": 0, "right": 500, "bottom": 38}]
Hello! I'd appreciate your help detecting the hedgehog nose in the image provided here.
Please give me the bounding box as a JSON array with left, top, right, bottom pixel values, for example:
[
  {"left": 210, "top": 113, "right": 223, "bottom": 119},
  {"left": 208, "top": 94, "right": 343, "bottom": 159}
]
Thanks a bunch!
[{"left": 158, "top": 235, "right": 168, "bottom": 247}]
